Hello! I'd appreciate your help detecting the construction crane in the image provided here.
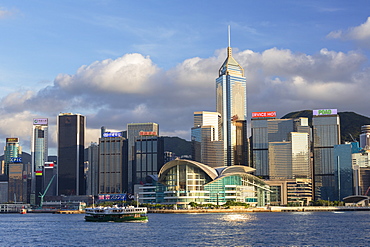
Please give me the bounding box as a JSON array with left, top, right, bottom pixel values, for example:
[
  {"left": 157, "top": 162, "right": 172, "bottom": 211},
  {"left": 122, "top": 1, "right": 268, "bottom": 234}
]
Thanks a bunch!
[
  {"left": 364, "top": 187, "right": 370, "bottom": 196},
  {"left": 38, "top": 175, "right": 56, "bottom": 208},
  {"left": 349, "top": 133, "right": 357, "bottom": 142}
]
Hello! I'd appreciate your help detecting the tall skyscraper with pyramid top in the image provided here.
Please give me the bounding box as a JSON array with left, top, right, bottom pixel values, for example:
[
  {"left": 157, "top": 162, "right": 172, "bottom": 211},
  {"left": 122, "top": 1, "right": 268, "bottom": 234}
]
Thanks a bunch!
[{"left": 216, "top": 27, "right": 247, "bottom": 166}]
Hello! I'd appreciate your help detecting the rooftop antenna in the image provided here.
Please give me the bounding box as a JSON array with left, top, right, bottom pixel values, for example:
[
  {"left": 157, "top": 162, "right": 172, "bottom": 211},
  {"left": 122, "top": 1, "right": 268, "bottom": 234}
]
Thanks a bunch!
[{"left": 228, "top": 25, "right": 231, "bottom": 47}]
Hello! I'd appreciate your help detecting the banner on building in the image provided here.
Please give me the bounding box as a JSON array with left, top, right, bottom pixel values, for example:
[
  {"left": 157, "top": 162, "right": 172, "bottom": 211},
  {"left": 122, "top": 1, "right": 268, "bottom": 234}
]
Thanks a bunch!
[
  {"left": 313, "top": 109, "right": 337, "bottom": 116},
  {"left": 251, "top": 111, "right": 277, "bottom": 118}
]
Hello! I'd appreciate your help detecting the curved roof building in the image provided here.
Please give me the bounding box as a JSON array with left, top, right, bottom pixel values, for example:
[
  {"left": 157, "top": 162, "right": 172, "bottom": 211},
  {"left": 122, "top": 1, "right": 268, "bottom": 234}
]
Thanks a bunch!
[{"left": 153, "top": 159, "right": 270, "bottom": 207}]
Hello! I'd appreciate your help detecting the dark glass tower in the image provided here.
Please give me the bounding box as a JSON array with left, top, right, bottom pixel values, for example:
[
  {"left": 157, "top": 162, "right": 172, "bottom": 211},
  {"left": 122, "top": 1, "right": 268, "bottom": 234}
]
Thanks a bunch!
[{"left": 57, "top": 113, "right": 85, "bottom": 195}]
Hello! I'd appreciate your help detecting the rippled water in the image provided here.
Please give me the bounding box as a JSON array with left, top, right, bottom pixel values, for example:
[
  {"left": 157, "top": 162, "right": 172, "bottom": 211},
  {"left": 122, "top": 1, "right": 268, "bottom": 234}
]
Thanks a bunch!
[{"left": 0, "top": 211, "right": 369, "bottom": 246}]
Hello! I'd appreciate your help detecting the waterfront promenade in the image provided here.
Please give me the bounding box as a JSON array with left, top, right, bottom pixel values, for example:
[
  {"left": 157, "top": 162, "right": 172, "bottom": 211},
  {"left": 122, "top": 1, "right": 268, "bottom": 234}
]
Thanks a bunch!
[{"left": 148, "top": 206, "right": 370, "bottom": 213}]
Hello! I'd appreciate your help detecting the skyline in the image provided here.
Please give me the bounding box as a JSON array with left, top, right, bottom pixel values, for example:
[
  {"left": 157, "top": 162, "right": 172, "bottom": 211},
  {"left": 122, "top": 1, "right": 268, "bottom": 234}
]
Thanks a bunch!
[{"left": 1, "top": 1, "right": 370, "bottom": 154}]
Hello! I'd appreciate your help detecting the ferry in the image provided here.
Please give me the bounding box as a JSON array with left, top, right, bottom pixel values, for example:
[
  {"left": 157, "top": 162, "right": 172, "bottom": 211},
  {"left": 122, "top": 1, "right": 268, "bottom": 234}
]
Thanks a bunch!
[{"left": 84, "top": 205, "right": 148, "bottom": 222}]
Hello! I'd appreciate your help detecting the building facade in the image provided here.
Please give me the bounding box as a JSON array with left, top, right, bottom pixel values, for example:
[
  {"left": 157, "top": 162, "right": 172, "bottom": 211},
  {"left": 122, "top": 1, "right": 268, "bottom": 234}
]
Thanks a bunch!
[
  {"left": 86, "top": 142, "right": 99, "bottom": 196},
  {"left": 2, "top": 138, "right": 22, "bottom": 176},
  {"left": 216, "top": 32, "right": 247, "bottom": 166},
  {"left": 98, "top": 132, "right": 127, "bottom": 194},
  {"left": 142, "top": 159, "right": 270, "bottom": 207},
  {"left": 191, "top": 111, "right": 223, "bottom": 167},
  {"left": 30, "top": 118, "right": 48, "bottom": 205},
  {"left": 127, "top": 123, "right": 158, "bottom": 192},
  {"left": 312, "top": 109, "right": 340, "bottom": 201},
  {"left": 57, "top": 113, "right": 85, "bottom": 195},
  {"left": 134, "top": 135, "right": 164, "bottom": 187}
]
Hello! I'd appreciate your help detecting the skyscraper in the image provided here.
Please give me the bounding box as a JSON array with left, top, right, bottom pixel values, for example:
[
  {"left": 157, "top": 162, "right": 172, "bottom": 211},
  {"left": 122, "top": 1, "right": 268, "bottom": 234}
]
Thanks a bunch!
[
  {"left": 2, "top": 138, "right": 22, "bottom": 176},
  {"left": 57, "top": 113, "right": 85, "bottom": 195},
  {"left": 312, "top": 109, "right": 340, "bottom": 201},
  {"left": 134, "top": 135, "right": 164, "bottom": 185},
  {"left": 127, "top": 123, "right": 158, "bottom": 192},
  {"left": 31, "top": 118, "right": 48, "bottom": 205},
  {"left": 191, "top": 111, "right": 223, "bottom": 167},
  {"left": 98, "top": 131, "right": 127, "bottom": 194},
  {"left": 216, "top": 28, "right": 247, "bottom": 166}
]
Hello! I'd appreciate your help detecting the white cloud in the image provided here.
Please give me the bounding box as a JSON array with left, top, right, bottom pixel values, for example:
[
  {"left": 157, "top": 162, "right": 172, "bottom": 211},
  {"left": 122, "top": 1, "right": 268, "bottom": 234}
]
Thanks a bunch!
[
  {"left": 327, "top": 17, "right": 370, "bottom": 48},
  {"left": 1, "top": 47, "right": 370, "bottom": 154},
  {"left": 54, "top": 53, "right": 160, "bottom": 95},
  {"left": 0, "top": 7, "right": 14, "bottom": 19}
]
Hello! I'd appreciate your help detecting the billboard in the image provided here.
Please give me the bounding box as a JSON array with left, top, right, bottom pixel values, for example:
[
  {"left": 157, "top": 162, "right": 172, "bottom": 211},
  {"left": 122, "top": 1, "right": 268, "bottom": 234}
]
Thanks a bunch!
[
  {"left": 103, "top": 132, "right": 122, "bottom": 138},
  {"left": 6, "top": 138, "right": 19, "bottom": 143},
  {"left": 98, "top": 194, "right": 132, "bottom": 201},
  {"left": 252, "top": 111, "right": 277, "bottom": 118},
  {"left": 33, "top": 118, "right": 48, "bottom": 125},
  {"left": 10, "top": 157, "right": 22, "bottom": 163},
  {"left": 44, "top": 162, "right": 55, "bottom": 168},
  {"left": 139, "top": 131, "right": 157, "bottom": 136},
  {"left": 313, "top": 109, "right": 337, "bottom": 116}
]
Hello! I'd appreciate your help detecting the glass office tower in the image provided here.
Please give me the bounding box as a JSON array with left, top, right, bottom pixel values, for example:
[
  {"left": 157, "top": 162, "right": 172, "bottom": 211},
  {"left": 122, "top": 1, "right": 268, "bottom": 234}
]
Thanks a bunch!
[
  {"left": 333, "top": 143, "right": 356, "bottom": 201},
  {"left": 216, "top": 34, "right": 247, "bottom": 166},
  {"left": 269, "top": 132, "right": 310, "bottom": 179},
  {"left": 31, "top": 118, "right": 48, "bottom": 205},
  {"left": 3, "top": 138, "right": 22, "bottom": 176},
  {"left": 57, "top": 113, "right": 85, "bottom": 195},
  {"left": 134, "top": 135, "right": 164, "bottom": 185},
  {"left": 127, "top": 123, "right": 158, "bottom": 192},
  {"left": 99, "top": 133, "right": 127, "bottom": 194},
  {"left": 312, "top": 110, "right": 340, "bottom": 200}
]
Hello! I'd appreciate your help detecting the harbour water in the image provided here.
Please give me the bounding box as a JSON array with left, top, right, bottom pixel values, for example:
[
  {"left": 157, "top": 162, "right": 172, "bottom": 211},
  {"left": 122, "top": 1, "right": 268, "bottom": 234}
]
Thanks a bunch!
[{"left": 0, "top": 211, "right": 369, "bottom": 246}]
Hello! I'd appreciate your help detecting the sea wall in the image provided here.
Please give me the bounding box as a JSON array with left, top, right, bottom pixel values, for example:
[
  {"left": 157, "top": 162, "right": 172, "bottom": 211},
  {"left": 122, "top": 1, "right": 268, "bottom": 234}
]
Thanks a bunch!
[{"left": 148, "top": 206, "right": 370, "bottom": 213}]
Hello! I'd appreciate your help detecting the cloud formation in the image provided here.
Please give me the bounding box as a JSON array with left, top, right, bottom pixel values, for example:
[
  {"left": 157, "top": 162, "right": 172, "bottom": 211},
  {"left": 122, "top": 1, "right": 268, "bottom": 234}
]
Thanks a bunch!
[
  {"left": 327, "top": 17, "right": 370, "bottom": 48},
  {"left": 0, "top": 7, "right": 15, "bottom": 19},
  {"left": 1, "top": 45, "right": 370, "bottom": 154}
]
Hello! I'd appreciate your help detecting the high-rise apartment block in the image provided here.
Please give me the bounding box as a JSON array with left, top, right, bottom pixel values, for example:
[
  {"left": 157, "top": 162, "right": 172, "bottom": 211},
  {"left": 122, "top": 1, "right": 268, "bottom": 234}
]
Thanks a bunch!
[
  {"left": 216, "top": 31, "right": 247, "bottom": 166},
  {"left": 57, "top": 113, "right": 85, "bottom": 195},
  {"left": 312, "top": 109, "right": 340, "bottom": 201}
]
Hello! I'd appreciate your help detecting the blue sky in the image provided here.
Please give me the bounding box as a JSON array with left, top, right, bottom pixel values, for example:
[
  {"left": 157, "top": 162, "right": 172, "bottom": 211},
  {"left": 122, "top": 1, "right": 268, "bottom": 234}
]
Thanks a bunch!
[{"left": 0, "top": 1, "right": 370, "bottom": 154}]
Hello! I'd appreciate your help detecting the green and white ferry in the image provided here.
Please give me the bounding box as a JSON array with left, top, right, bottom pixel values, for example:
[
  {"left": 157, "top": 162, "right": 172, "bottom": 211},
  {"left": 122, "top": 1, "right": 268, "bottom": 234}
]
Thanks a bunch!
[{"left": 84, "top": 205, "right": 148, "bottom": 222}]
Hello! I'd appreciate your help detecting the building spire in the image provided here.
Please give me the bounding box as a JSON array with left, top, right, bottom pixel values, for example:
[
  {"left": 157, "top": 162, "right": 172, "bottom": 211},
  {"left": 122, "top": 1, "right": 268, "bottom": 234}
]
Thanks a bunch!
[{"left": 228, "top": 25, "right": 232, "bottom": 57}]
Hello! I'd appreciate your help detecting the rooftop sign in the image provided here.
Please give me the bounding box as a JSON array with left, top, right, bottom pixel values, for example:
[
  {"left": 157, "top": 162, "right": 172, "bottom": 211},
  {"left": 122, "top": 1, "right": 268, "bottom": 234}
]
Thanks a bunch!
[
  {"left": 6, "top": 138, "right": 19, "bottom": 143},
  {"left": 103, "top": 132, "right": 122, "bottom": 138},
  {"left": 313, "top": 109, "right": 337, "bottom": 116},
  {"left": 139, "top": 131, "right": 157, "bottom": 136},
  {"left": 252, "top": 111, "right": 276, "bottom": 118},
  {"left": 33, "top": 118, "right": 48, "bottom": 125}
]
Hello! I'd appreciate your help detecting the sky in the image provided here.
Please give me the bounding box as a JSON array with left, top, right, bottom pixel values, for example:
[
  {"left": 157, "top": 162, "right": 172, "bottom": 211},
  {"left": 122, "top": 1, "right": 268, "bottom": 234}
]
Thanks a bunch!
[{"left": 0, "top": 0, "right": 370, "bottom": 155}]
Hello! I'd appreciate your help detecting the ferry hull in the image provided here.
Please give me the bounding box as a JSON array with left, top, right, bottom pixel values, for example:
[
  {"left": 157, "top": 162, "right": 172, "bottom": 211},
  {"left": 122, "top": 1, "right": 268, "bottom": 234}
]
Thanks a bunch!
[{"left": 85, "top": 214, "right": 148, "bottom": 222}]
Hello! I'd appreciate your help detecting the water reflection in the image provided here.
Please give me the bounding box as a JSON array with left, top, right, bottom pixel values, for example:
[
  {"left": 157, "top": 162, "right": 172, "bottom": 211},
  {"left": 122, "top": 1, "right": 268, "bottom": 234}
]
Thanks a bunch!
[{"left": 221, "top": 213, "right": 257, "bottom": 222}]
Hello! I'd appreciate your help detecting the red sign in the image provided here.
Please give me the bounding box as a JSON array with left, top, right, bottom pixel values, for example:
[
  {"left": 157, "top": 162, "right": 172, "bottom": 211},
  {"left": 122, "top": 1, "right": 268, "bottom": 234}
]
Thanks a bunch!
[
  {"left": 252, "top": 111, "right": 276, "bottom": 118},
  {"left": 139, "top": 131, "right": 157, "bottom": 136}
]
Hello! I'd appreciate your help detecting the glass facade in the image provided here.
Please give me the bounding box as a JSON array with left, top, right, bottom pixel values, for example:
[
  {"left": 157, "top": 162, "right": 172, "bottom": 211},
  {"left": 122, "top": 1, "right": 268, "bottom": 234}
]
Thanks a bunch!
[
  {"left": 58, "top": 113, "right": 85, "bottom": 195},
  {"left": 31, "top": 122, "right": 48, "bottom": 205},
  {"left": 333, "top": 143, "right": 354, "bottom": 200},
  {"left": 155, "top": 159, "right": 270, "bottom": 207},
  {"left": 313, "top": 114, "right": 340, "bottom": 200},
  {"left": 3, "top": 139, "right": 22, "bottom": 176},
  {"left": 99, "top": 136, "right": 127, "bottom": 194},
  {"left": 191, "top": 112, "right": 224, "bottom": 168},
  {"left": 134, "top": 136, "right": 164, "bottom": 186},
  {"left": 127, "top": 123, "right": 158, "bottom": 193},
  {"left": 216, "top": 46, "right": 247, "bottom": 166}
]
